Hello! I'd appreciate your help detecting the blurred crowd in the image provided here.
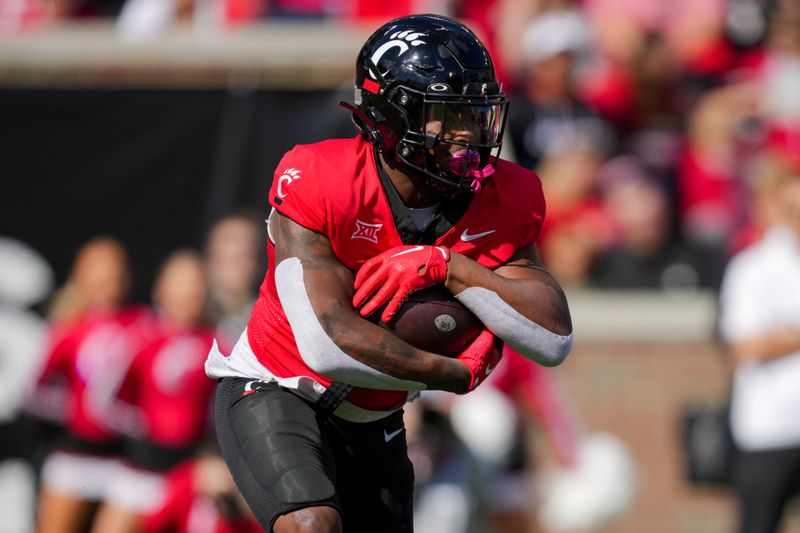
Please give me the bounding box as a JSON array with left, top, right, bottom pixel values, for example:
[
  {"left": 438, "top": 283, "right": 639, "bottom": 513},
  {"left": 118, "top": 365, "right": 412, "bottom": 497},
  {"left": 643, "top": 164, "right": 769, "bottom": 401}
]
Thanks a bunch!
[
  {"left": 5, "top": 0, "right": 800, "bottom": 294},
  {"left": 0, "top": 213, "right": 267, "bottom": 533},
  {"left": 492, "top": 0, "right": 798, "bottom": 294},
  {"left": 2, "top": 0, "right": 800, "bottom": 532}
]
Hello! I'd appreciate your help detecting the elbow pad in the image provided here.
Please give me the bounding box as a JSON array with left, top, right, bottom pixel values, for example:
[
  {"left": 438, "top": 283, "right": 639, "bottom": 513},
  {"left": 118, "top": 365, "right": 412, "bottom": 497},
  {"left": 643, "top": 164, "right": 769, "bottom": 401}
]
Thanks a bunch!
[
  {"left": 455, "top": 287, "right": 572, "bottom": 367},
  {"left": 275, "top": 258, "right": 426, "bottom": 391}
]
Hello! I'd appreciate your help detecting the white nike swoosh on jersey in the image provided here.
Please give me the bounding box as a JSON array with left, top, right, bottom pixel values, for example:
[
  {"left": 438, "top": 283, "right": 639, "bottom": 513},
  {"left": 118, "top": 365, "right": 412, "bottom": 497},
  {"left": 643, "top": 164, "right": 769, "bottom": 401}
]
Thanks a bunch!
[
  {"left": 384, "top": 427, "right": 405, "bottom": 442},
  {"left": 460, "top": 229, "right": 496, "bottom": 242}
]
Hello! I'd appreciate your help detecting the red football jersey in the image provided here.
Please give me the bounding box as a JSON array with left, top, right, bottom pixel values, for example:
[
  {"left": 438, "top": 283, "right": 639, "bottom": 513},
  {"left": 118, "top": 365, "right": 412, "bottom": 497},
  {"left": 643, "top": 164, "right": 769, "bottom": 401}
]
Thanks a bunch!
[
  {"left": 31, "top": 306, "right": 157, "bottom": 443},
  {"left": 123, "top": 326, "right": 216, "bottom": 447},
  {"left": 244, "top": 136, "right": 545, "bottom": 413}
]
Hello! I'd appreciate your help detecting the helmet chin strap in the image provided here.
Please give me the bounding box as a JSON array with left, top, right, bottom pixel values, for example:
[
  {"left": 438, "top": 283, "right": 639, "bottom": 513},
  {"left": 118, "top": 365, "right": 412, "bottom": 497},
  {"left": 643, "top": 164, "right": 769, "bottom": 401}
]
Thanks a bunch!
[{"left": 468, "top": 163, "right": 495, "bottom": 193}]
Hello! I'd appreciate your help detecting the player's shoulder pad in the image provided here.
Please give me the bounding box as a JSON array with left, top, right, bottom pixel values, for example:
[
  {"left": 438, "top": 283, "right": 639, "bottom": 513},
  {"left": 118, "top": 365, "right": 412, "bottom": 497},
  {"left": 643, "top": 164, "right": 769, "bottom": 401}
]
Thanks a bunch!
[
  {"left": 270, "top": 143, "right": 321, "bottom": 206},
  {"left": 270, "top": 137, "right": 363, "bottom": 208},
  {"left": 492, "top": 158, "right": 545, "bottom": 212}
]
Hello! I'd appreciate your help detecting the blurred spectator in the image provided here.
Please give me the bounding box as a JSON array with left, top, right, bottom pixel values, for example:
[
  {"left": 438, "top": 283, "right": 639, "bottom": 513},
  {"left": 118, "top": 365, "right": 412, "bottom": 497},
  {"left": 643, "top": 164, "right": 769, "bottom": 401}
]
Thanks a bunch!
[
  {"left": 591, "top": 155, "right": 727, "bottom": 290},
  {"left": 626, "top": 32, "right": 683, "bottom": 132},
  {"left": 728, "top": 149, "right": 789, "bottom": 254},
  {"left": 677, "top": 0, "right": 800, "bottom": 253},
  {"left": 405, "top": 347, "right": 593, "bottom": 533},
  {"left": 409, "top": 349, "right": 635, "bottom": 533},
  {"left": 141, "top": 443, "right": 260, "bottom": 533},
  {"left": 678, "top": 83, "right": 760, "bottom": 249},
  {"left": 0, "top": 237, "right": 53, "bottom": 429},
  {"left": 582, "top": 0, "right": 731, "bottom": 79},
  {"left": 448, "top": 347, "right": 636, "bottom": 533},
  {"left": 448, "top": 351, "right": 556, "bottom": 533},
  {"left": 538, "top": 210, "right": 604, "bottom": 288},
  {"left": 0, "top": 0, "right": 47, "bottom": 31},
  {"left": 344, "top": 0, "right": 452, "bottom": 23},
  {"left": 504, "top": 8, "right": 619, "bottom": 289},
  {"left": 91, "top": 250, "right": 215, "bottom": 533},
  {"left": 116, "top": 0, "right": 264, "bottom": 39},
  {"left": 607, "top": 30, "right": 687, "bottom": 195},
  {"left": 718, "top": 167, "right": 800, "bottom": 533},
  {"left": 578, "top": 0, "right": 747, "bottom": 158},
  {"left": 0, "top": 0, "right": 126, "bottom": 32},
  {"left": 0, "top": 237, "right": 54, "bottom": 533},
  {"left": 204, "top": 212, "right": 264, "bottom": 352},
  {"left": 25, "top": 237, "right": 156, "bottom": 533},
  {"left": 46, "top": 237, "right": 131, "bottom": 322},
  {"left": 267, "top": 0, "right": 342, "bottom": 19},
  {"left": 576, "top": 27, "right": 686, "bottom": 142},
  {"left": 0, "top": 237, "right": 54, "bottom": 312},
  {"left": 753, "top": 2, "right": 800, "bottom": 190},
  {"left": 535, "top": 145, "right": 615, "bottom": 287},
  {"left": 116, "top": 0, "right": 201, "bottom": 38},
  {"left": 405, "top": 395, "right": 486, "bottom": 533},
  {"left": 507, "top": 8, "right": 615, "bottom": 171},
  {"left": 455, "top": 0, "right": 542, "bottom": 90},
  {"left": 757, "top": 3, "right": 800, "bottom": 130}
]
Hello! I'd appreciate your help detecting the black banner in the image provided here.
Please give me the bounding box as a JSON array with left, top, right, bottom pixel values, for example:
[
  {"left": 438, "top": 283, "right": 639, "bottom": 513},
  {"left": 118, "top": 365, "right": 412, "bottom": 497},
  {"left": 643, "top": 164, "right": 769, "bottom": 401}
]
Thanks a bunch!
[{"left": 0, "top": 86, "right": 354, "bottom": 302}]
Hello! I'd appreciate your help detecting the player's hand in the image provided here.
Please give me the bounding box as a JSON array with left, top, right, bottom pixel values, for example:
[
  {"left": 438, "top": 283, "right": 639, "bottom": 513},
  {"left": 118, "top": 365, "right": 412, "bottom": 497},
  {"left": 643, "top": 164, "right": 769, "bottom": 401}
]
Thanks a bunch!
[
  {"left": 455, "top": 329, "right": 502, "bottom": 394},
  {"left": 353, "top": 245, "right": 450, "bottom": 322}
]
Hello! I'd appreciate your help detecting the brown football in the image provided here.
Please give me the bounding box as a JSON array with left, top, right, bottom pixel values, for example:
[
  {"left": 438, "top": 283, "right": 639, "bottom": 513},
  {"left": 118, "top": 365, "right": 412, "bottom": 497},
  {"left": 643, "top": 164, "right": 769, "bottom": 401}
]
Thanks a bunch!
[{"left": 368, "top": 287, "right": 483, "bottom": 356}]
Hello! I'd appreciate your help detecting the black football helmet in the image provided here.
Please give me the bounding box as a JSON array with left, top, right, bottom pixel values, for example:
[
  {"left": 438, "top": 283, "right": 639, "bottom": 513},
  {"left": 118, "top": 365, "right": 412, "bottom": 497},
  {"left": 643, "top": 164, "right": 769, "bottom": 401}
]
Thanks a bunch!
[{"left": 340, "top": 14, "right": 508, "bottom": 193}]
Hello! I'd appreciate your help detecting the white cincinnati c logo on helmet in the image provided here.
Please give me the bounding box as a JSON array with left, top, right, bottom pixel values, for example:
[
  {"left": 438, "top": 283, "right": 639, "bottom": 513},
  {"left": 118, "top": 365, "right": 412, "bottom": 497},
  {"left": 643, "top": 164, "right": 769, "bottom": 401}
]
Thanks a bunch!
[{"left": 368, "top": 30, "right": 427, "bottom": 80}]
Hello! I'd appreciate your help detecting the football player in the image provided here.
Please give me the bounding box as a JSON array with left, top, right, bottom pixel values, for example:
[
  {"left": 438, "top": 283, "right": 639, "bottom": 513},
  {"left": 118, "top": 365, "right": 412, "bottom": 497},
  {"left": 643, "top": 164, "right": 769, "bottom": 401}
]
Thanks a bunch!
[{"left": 206, "top": 14, "right": 573, "bottom": 533}]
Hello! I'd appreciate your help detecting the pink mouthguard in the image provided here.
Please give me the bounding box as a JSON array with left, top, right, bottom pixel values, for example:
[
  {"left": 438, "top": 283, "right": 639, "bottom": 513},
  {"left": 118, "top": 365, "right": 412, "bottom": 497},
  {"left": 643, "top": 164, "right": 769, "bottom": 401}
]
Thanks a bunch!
[{"left": 449, "top": 150, "right": 495, "bottom": 192}]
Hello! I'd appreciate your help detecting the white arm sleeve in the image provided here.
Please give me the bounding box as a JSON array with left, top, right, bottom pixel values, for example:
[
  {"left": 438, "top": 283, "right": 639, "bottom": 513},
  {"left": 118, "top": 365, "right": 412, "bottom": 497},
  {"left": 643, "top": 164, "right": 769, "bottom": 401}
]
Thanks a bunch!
[
  {"left": 455, "top": 287, "right": 572, "bottom": 367},
  {"left": 275, "top": 258, "right": 426, "bottom": 391}
]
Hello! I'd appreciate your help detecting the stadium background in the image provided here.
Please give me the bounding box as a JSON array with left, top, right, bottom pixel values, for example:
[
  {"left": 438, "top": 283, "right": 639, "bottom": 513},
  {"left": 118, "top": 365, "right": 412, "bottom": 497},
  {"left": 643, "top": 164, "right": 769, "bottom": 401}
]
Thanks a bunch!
[{"left": 2, "top": 1, "right": 800, "bottom": 532}]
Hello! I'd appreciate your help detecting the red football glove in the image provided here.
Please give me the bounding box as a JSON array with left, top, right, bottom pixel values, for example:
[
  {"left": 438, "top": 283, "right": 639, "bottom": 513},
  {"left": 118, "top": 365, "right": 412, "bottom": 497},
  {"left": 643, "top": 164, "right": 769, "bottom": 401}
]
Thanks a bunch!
[
  {"left": 353, "top": 245, "right": 450, "bottom": 322},
  {"left": 456, "top": 329, "right": 502, "bottom": 393}
]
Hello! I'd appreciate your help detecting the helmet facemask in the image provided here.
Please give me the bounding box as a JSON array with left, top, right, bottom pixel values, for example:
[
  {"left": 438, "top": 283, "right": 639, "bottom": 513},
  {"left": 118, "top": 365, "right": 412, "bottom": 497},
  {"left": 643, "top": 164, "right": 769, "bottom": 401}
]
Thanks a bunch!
[{"left": 394, "top": 82, "right": 508, "bottom": 194}]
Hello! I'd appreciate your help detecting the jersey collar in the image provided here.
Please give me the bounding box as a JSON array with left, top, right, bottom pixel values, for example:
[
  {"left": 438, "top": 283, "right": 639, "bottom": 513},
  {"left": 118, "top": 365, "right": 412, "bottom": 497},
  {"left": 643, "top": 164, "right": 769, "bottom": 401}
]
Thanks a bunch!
[{"left": 373, "top": 149, "right": 472, "bottom": 245}]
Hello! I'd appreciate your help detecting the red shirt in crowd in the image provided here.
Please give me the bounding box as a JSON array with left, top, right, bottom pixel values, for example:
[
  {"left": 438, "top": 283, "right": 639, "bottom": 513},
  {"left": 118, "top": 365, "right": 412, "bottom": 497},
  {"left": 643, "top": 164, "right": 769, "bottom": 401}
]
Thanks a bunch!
[
  {"left": 143, "top": 460, "right": 261, "bottom": 533},
  {"left": 30, "top": 306, "right": 157, "bottom": 444},
  {"left": 120, "top": 324, "right": 216, "bottom": 447}
]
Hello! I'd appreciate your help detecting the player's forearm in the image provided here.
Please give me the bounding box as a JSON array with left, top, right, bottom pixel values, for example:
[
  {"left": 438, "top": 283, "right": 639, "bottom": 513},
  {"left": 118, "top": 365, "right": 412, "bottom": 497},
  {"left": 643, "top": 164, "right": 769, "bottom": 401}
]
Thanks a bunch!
[
  {"left": 324, "top": 313, "right": 471, "bottom": 393},
  {"left": 445, "top": 252, "right": 572, "bottom": 334},
  {"left": 444, "top": 251, "right": 573, "bottom": 366},
  {"left": 271, "top": 211, "right": 471, "bottom": 392},
  {"left": 276, "top": 257, "right": 469, "bottom": 392},
  {"left": 730, "top": 328, "right": 800, "bottom": 364}
]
